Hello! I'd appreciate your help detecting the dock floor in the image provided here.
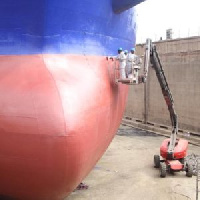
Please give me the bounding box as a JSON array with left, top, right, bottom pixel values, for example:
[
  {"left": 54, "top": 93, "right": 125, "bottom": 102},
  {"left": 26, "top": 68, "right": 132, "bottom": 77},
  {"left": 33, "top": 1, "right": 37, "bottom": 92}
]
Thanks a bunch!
[{"left": 67, "top": 125, "right": 199, "bottom": 200}]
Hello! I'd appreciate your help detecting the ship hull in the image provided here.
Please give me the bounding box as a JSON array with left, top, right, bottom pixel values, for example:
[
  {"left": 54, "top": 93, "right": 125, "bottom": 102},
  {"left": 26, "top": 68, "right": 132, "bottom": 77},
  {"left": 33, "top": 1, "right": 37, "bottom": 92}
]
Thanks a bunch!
[
  {"left": 0, "top": 55, "right": 128, "bottom": 199},
  {"left": 0, "top": 0, "right": 145, "bottom": 198}
]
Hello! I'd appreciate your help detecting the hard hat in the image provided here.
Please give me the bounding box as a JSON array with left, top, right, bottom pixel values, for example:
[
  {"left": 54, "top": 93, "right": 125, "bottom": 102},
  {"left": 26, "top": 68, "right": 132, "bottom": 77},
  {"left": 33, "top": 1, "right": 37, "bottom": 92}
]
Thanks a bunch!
[
  {"left": 131, "top": 47, "right": 135, "bottom": 51},
  {"left": 118, "top": 47, "right": 123, "bottom": 51},
  {"left": 124, "top": 50, "right": 128, "bottom": 53}
]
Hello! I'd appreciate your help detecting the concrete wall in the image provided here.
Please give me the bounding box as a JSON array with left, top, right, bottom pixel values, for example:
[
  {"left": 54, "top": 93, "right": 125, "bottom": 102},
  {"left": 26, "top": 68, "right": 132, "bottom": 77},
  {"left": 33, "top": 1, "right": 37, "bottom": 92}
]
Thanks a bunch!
[{"left": 125, "top": 37, "right": 200, "bottom": 133}]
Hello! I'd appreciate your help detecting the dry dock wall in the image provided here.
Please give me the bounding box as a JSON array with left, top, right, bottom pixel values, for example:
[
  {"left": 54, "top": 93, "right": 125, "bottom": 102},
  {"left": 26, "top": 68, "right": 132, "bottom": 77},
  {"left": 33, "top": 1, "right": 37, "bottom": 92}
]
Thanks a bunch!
[{"left": 125, "top": 37, "right": 200, "bottom": 133}]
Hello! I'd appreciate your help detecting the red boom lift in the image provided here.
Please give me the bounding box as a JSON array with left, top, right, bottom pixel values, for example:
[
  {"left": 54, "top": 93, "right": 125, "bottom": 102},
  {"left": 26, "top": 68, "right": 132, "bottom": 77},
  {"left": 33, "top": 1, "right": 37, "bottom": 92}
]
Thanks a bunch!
[
  {"left": 146, "top": 40, "right": 193, "bottom": 178},
  {"left": 114, "top": 39, "right": 193, "bottom": 178}
]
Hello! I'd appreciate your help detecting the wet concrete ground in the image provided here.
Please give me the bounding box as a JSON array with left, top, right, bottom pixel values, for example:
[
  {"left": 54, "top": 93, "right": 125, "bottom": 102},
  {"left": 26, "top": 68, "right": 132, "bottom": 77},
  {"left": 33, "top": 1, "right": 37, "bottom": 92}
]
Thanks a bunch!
[{"left": 67, "top": 125, "right": 200, "bottom": 200}]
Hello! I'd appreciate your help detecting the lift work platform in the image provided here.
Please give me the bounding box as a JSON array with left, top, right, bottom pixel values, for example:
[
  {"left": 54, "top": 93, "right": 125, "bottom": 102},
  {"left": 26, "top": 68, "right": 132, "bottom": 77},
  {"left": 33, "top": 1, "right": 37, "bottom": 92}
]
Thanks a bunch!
[{"left": 114, "top": 39, "right": 151, "bottom": 85}]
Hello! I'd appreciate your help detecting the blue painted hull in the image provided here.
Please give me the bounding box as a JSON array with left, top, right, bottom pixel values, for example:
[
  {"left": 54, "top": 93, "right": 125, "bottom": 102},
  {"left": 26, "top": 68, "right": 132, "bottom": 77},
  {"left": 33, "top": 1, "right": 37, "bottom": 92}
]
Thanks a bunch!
[{"left": 0, "top": 0, "right": 139, "bottom": 55}]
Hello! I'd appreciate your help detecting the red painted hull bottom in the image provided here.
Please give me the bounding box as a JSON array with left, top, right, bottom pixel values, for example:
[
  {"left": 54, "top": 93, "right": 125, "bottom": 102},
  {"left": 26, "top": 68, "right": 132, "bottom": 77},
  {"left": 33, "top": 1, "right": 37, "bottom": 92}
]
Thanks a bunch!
[{"left": 0, "top": 55, "right": 128, "bottom": 200}]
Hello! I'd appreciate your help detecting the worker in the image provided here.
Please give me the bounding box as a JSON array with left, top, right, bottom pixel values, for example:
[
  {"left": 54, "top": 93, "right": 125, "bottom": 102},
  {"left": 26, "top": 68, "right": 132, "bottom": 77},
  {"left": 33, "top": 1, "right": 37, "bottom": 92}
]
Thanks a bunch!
[
  {"left": 124, "top": 50, "right": 128, "bottom": 56},
  {"left": 126, "top": 48, "right": 136, "bottom": 78},
  {"left": 116, "top": 47, "right": 126, "bottom": 79},
  {"left": 125, "top": 48, "right": 142, "bottom": 83}
]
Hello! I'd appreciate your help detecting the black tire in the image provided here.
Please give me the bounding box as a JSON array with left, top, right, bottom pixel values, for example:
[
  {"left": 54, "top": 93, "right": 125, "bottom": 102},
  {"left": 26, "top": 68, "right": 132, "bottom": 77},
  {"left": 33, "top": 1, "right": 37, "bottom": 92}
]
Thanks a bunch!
[
  {"left": 179, "top": 158, "right": 185, "bottom": 165},
  {"left": 154, "top": 155, "right": 160, "bottom": 168},
  {"left": 160, "top": 162, "right": 167, "bottom": 178},
  {"left": 186, "top": 163, "right": 193, "bottom": 177}
]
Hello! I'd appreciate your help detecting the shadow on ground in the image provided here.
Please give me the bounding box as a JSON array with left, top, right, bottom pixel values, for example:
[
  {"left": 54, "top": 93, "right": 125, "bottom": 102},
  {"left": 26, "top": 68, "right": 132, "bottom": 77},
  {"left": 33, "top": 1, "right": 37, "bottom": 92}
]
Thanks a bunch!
[{"left": 118, "top": 126, "right": 158, "bottom": 137}]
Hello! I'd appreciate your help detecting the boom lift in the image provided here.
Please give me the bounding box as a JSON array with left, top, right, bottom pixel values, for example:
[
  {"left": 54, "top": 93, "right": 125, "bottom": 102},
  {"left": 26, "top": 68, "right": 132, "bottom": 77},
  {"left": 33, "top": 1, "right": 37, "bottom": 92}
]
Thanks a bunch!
[
  {"left": 113, "top": 39, "right": 193, "bottom": 178},
  {"left": 149, "top": 40, "right": 192, "bottom": 178}
]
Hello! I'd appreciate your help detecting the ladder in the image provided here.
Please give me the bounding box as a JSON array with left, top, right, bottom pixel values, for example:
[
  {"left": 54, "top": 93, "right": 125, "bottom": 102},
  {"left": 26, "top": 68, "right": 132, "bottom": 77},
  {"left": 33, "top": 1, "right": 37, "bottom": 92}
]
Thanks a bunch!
[{"left": 197, "top": 158, "right": 200, "bottom": 200}]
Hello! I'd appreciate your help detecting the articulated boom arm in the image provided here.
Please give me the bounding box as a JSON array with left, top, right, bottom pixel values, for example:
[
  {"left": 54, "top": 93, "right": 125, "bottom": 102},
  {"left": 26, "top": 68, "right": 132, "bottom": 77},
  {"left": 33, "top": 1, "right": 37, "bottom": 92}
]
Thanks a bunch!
[{"left": 148, "top": 40, "right": 178, "bottom": 158}]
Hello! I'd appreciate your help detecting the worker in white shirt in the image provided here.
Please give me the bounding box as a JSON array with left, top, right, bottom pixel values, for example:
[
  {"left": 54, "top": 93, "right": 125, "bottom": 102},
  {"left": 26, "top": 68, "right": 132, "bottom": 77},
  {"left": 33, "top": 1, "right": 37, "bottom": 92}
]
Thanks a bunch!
[
  {"left": 116, "top": 47, "right": 126, "bottom": 79},
  {"left": 126, "top": 48, "right": 142, "bottom": 83}
]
